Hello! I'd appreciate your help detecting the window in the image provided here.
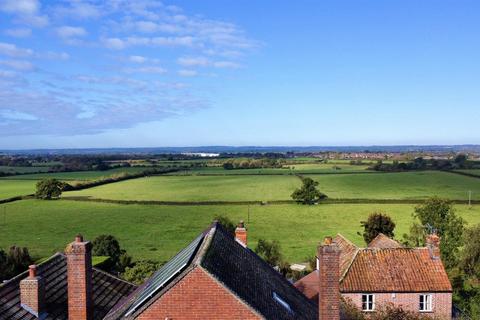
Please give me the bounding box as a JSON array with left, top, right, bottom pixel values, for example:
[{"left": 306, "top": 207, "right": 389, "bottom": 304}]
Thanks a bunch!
[
  {"left": 362, "top": 294, "right": 375, "bottom": 311},
  {"left": 273, "top": 292, "right": 293, "bottom": 314},
  {"left": 419, "top": 294, "right": 433, "bottom": 312}
]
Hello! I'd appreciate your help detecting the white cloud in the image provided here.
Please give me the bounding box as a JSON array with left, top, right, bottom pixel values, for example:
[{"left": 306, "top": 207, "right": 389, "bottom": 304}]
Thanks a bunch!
[
  {"left": 56, "top": 26, "right": 87, "bottom": 38},
  {"left": 0, "top": 110, "right": 38, "bottom": 121},
  {"left": 0, "top": 0, "right": 48, "bottom": 27},
  {"left": 54, "top": 2, "right": 101, "bottom": 20},
  {"left": 177, "top": 56, "right": 240, "bottom": 69},
  {"left": 40, "top": 51, "right": 70, "bottom": 60},
  {"left": 0, "top": 0, "right": 39, "bottom": 15},
  {"left": 0, "top": 42, "right": 33, "bottom": 57},
  {"left": 4, "top": 28, "right": 32, "bottom": 38},
  {"left": 103, "top": 38, "right": 126, "bottom": 50},
  {"left": 0, "top": 59, "right": 35, "bottom": 71},
  {"left": 178, "top": 69, "right": 197, "bottom": 77},
  {"left": 129, "top": 55, "right": 147, "bottom": 63},
  {"left": 123, "top": 66, "right": 167, "bottom": 74},
  {"left": 177, "top": 56, "right": 209, "bottom": 67},
  {"left": 213, "top": 61, "right": 240, "bottom": 68}
]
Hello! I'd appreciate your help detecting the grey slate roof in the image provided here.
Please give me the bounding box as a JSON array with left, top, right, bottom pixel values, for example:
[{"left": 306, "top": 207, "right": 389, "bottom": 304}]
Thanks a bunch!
[
  {"left": 107, "top": 223, "right": 318, "bottom": 319},
  {"left": 0, "top": 253, "right": 137, "bottom": 320}
]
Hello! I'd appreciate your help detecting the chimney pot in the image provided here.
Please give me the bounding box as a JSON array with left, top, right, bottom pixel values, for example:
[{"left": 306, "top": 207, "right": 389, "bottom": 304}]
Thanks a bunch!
[
  {"left": 323, "top": 236, "right": 333, "bottom": 245},
  {"left": 28, "top": 265, "right": 37, "bottom": 278}
]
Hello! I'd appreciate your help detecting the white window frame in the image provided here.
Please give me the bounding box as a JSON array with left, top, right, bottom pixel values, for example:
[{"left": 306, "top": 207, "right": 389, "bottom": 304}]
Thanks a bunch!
[
  {"left": 361, "top": 294, "right": 375, "bottom": 311},
  {"left": 419, "top": 294, "right": 433, "bottom": 312}
]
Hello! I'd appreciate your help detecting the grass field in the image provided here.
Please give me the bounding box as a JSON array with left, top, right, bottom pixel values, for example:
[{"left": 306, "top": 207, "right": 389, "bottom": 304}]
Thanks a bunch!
[
  {"left": 0, "top": 166, "right": 150, "bottom": 181},
  {"left": 1, "top": 200, "right": 479, "bottom": 263},
  {"left": 65, "top": 175, "right": 301, "bottom": 201},
  {"left": 0, "top": 180, "right": 37, "bottom": 199},
  {"left": 455, "top": 169, "right": 480, "bottom": 177},
  {"left": 64, "top": 171, "right": 480, "bottom": 202},
  {"left": 310, "top": 171, "right": 480, "bottom": 200}
]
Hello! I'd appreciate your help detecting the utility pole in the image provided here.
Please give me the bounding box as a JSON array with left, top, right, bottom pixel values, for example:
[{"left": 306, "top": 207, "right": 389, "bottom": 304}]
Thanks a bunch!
[{"left": 468, "top": 190, "right": 472, "bottom": 208}]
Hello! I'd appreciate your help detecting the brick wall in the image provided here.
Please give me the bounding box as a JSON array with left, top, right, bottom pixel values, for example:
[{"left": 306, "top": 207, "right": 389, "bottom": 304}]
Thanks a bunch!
[
  {"left": 342, "top": 292, "right": 452, "bottom": 319},
  {"left": 318, "top": 239, "right": 340, "bottom": 320},
  {"left": 137, "top": 267, "right": 261, "bottom": 320}
]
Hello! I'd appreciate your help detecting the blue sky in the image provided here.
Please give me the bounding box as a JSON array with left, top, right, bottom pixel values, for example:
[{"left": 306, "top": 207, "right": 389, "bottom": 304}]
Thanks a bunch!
[{"left": 0, "top": 0, "right": 479, "bottom": 149}]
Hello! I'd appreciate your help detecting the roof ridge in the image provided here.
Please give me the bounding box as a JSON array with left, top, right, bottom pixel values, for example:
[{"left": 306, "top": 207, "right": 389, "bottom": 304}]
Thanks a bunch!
[
  {"left": 335, "top": 233, "right": 358, "bottom": 248},
  {"left": 339, "top": 248, "right": 359, "bottom": 282}
]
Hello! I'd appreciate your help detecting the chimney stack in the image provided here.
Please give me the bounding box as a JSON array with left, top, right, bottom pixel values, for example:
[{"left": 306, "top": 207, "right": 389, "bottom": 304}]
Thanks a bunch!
[
  {"left": 235, "top": 220, "right": 247, "bottom": 247},
  {"left": 426, "top": 233, "right": 441, "bottom": 260},
  {"left": 20, "top": 265, "right": 46, "bottom": 318},
  {"left": 65, "top": 234, "right": 93, "bottom": 320},
  {"left": 318, "top": 237, "right": 340, "bottom": 320}
]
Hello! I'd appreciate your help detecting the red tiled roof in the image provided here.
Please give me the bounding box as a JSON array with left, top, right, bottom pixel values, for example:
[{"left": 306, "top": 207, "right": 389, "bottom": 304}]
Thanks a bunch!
[
  {"left": 295, "top": 234, "right": 452, "bottom": 299},
  {"left": 367, "top": 233, "right": 403, "bottom": 249},
  {"left": 333, "top": 234, "right": 358, "bottom": 277},
  {"left": 341, "top": 247, "right": 452, "bottom": 292}
]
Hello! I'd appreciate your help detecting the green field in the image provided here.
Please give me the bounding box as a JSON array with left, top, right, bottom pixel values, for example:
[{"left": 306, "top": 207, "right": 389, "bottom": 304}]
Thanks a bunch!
[
  {"left": 455, "top": 169, "right": 480, "bottom": 177},
  {"left": 64, "top": 171, "right": 480, "bottom": 202},
  {"left": 65, "top": 175, "right": 301, "bottom": 201},
  {"left": 0, "top": 166, "right": 150, "bottom": 181},
  {"left": 1, "top": 200, "right": 479, "bottom": 263},
  {"left": 0, "top": 180, "right": 37, "bottom": 199},
  {"left": 310, "top": 171, "right": 480, "bottom": 200}
]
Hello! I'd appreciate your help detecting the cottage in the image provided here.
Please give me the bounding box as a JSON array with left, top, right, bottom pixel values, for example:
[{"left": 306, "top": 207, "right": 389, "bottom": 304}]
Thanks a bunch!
[{"left": 295, "top": 233, "right": 453, "bottom": 318}]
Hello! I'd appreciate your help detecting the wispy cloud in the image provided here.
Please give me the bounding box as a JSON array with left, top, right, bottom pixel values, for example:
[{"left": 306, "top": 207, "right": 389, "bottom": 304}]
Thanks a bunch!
[
  {"left": 0, "top": 42, "right": 33, "bottom": 57},
  {"left": 4, "top": 28, "right": 32, "bottom": 38},
  {"left": 56, "top": 26, "right": 87, "bottom": 38},
  {"left": 178, "top": 56, "right": 240, "bottom": 69},
  {"left": 178, "top": 69, "right": 197, "bottom": 77},
  {"left": 0, "top": 0, "right": 48, "bottom": 27},
  {"left": 0, "top": 59, "right": 35, "bottom": 71}
]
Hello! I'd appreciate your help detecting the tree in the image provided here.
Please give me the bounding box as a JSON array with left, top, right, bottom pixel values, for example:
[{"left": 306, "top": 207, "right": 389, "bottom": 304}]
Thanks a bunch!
[
  {"left": 35, "top": 178, "right": 64, "bottom": 199},
  {"left": 214, "top": 215, "right": 236, "bottom": 235},
  {"left": 360, "top": 212, "right": 396, "bottom": 244},
  {"left": 403, "top": 197, "right": 465, "bottom": 269},
  {"left": 254, "top": 239, "right": 283, "bottom": 266},
  {"left": 6, "top": 246, "right": 32, "bottom": 277},
  {"left": 460, "top": 224, "right": 480, "bottom": 279},
  {"left": 0, "top": 249, "right": 8, "bottom": 281},
  {"left": 454, "top": 154, "right": 467, "bottom": 168},
  {"left": 92, "top": 234, "right": 132, "bottom": 272},
  {"left": 122, "top": 260, "right": 160, "bottom": 284},
  {"left": 291, "top": 177, "right": 327, "bottom": 204}
]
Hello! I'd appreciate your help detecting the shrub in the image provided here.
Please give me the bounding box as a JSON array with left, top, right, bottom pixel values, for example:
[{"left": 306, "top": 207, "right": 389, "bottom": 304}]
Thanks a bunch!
[
  {"left": 360, "top": 212, "right": 395, "bottom": 244},
  {"left": 122, "top": 260, "right": 160, "bottom": 284}
]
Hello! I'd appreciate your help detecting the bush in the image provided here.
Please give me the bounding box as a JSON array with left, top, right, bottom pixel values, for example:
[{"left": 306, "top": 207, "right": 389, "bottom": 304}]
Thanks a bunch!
[
  {"left": 0, "top": 246, "right": 33, "bottom": 281},
  {"left": 122, "top": 260, "right": 160, "bottom": 284},
  {"left": 214, "top": 215, "right": 236, "bottom": 235},
  {"left": 35, "top": 178, "right": 64, "bottom": 199},
  {"left": 92, "top": 234, "right": 132, "bottom": 273},
  {"left": 255, "top": 239, "right": 283, "bottom": 267}
]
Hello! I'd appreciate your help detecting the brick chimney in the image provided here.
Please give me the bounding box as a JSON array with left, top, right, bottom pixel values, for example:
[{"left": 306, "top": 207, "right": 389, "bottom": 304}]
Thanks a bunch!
[
  {"left": 65, "top": 234, "right": 93, "bottom": 320},
  {"left": 20, "top": 265, "right": 46, "bottom": 318},
  {"left": 426, "top": 233, "right": 441, "bottom": 260},
  {"left": 318, "top": 236, "right": 340, "bottom": 320},
  {"left": 235, "top": 220, "right": 247, "bottom": 247}
]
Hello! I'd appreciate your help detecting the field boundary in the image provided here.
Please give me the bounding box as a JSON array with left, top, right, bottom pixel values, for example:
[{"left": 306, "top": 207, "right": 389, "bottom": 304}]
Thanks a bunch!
[
  {"left": 59, "top": 196, "right": 480, "bottom": 206},
  {"left": 447, "top": 170, "right": 480, "bottom": 179}
]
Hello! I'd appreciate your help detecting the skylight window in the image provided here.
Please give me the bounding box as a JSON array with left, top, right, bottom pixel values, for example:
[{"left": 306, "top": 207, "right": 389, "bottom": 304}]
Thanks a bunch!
[{"left": 273, "top": 292, "right": 293, "bottom": 314}]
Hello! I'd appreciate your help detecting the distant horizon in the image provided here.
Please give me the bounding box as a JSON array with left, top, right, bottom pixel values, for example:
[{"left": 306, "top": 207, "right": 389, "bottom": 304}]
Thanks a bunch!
[
  {"left": 2, "top": 143, "right": 480, "bottom": 154},
  {"left": 1, "top": 1, "right": 479, "bottom": 148}
]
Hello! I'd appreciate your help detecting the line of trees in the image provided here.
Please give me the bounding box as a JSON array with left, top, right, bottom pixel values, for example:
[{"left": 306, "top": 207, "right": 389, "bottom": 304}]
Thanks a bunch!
[
  {"left": 370, "top": 154, "right": 476, "bottom": 172},
  {"left": 223, "top": 158, "right": 284, "bottom": 170}
]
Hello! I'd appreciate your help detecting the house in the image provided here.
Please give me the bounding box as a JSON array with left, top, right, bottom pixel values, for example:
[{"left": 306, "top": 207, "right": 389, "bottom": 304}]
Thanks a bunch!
[
  {"left": 0, "top": 235, "right": 137, "bottom": 319},
  {"left": 0, "top": 222, "right": 320, "bottom": 319},
  {"left": 295, "top": 233, "right": 453, "bottom": 319}
]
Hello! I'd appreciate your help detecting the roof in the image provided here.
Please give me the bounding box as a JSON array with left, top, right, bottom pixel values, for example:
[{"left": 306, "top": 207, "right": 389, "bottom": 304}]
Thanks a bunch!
[
  {"left": 341, "top": 247, "right": 452, "bottom": 292},
  {"left": 367, "top": 233, "right": 403, "bottom": 249},
  {"left": 0, "top": 253, "right": 137, "bottom": 320},
  {"left": 108, "top": 223, "right": 318, "bottom": 320},
  {"left": 295, "top": 234, "right": 452, "bottom": 298}
]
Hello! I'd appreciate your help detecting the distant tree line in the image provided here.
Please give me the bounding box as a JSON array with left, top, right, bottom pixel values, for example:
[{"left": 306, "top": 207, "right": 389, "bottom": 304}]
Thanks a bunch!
[
  {"left": 370, "top": 154, "right": 476, "bottom": 172},
  {"left": 223, "top": 158, "right": 284, "bottom": 170}
]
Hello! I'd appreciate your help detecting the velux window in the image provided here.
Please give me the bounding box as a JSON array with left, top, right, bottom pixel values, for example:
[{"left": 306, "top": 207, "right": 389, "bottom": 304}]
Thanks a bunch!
[
  {"left": 273, "top": 292, "right": 294, "bottom": 314},
  {"left": 362, "top": 294, "right": 375, "bottom": 311},
  {"left": 419, "top": 294, "right": 433, "bottom": 312}
]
